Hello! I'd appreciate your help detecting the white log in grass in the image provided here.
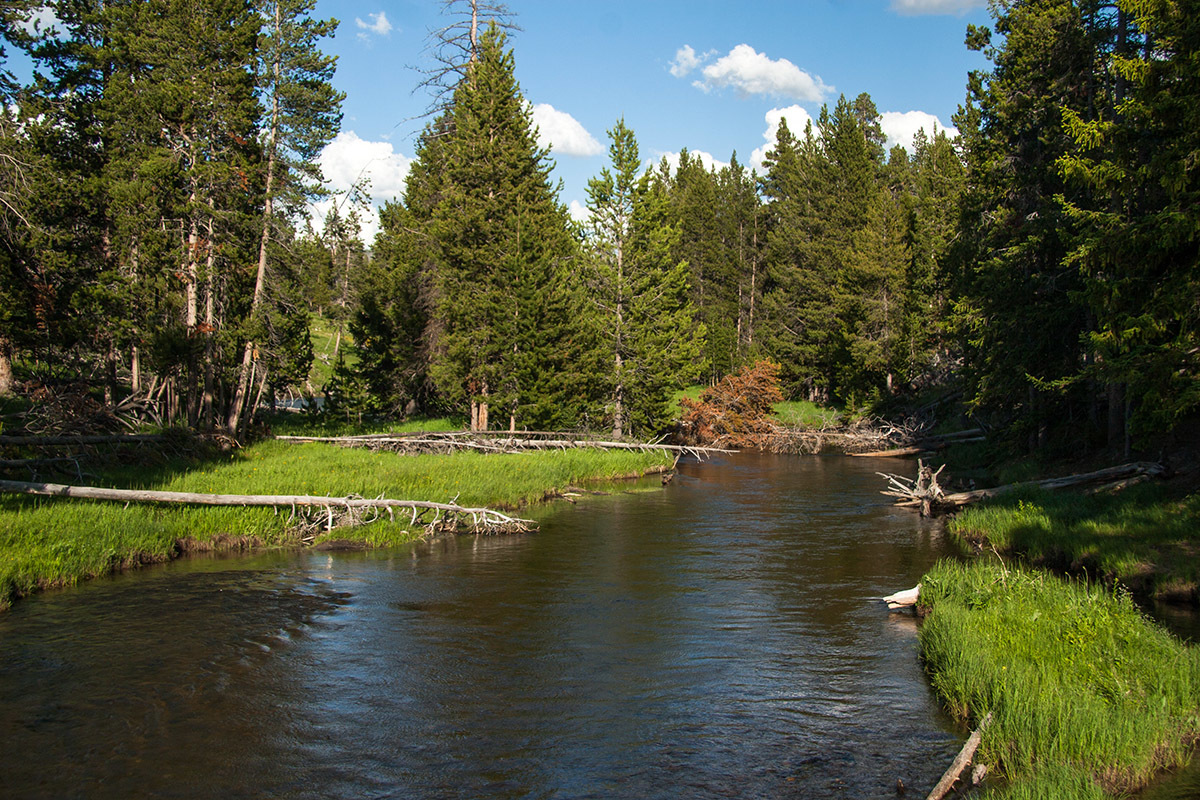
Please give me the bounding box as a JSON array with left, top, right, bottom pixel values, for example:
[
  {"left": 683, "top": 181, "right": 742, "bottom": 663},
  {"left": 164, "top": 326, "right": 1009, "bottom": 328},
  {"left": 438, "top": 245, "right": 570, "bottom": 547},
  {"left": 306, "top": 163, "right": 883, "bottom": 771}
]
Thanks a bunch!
[{"left": 0, "top": 479, "right": 535, "bottom": 534}]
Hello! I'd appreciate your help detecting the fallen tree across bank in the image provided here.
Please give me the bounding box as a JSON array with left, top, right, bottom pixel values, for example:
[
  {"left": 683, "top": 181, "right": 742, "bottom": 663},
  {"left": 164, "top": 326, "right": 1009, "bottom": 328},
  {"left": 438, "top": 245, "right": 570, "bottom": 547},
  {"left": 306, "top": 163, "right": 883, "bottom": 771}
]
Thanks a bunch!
[
  {"left": 275, "top": 432, "right": 735, "bottom": 460},
  {"left": 880, "top": 461, "right": 1168, "bottom": 515},
  {"left": 0, "top": 478, "right": 534, "bottom": 536}
]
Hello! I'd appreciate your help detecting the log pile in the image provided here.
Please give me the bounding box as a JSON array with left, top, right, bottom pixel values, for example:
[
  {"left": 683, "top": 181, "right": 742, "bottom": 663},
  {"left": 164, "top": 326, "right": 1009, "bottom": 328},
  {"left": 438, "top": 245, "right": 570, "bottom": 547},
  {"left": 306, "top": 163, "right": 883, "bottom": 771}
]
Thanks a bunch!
[{"left": 276, "top": 432, "right": 735, "bottom": 460}]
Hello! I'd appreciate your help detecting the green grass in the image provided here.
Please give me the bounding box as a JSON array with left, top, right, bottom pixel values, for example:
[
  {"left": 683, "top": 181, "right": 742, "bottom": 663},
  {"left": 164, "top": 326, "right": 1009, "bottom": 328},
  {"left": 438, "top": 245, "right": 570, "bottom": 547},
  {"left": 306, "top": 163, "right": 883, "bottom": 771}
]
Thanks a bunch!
[
  {"left": 919, "top": 559, "right": 1200, "bottom": 799},
  {"left": 770, "top": 399, "right": 841, "bottom": 428},
  {"left": 0, "top": 440, "right": 673, "bottom": 610},
  {"left": 263, "top": 412, "right": 463, "bottom": 438},
  {"left": 948, "top": 484, "right": 1200, "bottom": 602},
  {"left": 307, "top": 315, "right": 354, "bottom": 391}
]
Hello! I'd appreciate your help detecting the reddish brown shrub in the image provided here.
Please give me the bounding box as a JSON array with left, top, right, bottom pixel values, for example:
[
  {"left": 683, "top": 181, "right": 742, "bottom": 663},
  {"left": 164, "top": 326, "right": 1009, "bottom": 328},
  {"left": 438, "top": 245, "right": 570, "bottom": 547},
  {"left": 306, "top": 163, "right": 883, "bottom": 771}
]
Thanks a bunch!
[{"left": 678, "top": 360, "right": 784, "bottom": 448}]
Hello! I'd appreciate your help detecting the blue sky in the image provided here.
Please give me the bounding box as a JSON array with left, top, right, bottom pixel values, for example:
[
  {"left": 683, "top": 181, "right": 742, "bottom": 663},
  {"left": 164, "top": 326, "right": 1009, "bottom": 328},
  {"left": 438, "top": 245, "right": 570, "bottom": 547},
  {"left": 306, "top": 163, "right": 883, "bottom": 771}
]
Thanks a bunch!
[
  {"left": 315, "top": 0, "right": 993, "bottom": 239},
  {"left": 9, "top": 0, "right": 994, "bottom": 240}
]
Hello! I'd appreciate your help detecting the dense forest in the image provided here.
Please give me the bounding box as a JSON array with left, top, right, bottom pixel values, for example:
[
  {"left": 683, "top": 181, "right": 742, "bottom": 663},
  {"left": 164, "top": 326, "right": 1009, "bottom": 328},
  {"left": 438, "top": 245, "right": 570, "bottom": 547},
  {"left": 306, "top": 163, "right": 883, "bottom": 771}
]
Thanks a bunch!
[{"left": 0, "top": 0, "right": 1196, "bottom": 454}]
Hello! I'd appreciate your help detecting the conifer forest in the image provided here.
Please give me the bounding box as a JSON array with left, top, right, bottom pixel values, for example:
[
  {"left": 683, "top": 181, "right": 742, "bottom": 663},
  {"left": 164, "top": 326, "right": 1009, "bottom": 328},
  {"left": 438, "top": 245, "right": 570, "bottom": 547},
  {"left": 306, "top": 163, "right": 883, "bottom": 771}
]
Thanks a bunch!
[{"left": 0, "top": 0, "right": 1197, "bottom": 454}]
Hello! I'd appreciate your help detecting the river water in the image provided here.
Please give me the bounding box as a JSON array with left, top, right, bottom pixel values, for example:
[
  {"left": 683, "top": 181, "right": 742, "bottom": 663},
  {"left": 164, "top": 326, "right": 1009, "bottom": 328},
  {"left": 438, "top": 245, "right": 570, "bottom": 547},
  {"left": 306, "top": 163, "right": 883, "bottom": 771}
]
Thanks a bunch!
[{"left": 1, "top": 453, "right": 966, "bottom": 798}]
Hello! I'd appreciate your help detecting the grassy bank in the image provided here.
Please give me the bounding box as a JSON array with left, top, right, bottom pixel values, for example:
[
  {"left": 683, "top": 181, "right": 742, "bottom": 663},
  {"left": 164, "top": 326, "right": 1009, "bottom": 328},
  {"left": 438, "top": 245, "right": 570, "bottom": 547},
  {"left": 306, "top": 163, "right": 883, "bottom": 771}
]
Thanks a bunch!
[
  {"left": 919, "top": 559, "right": 1200, "bottom": 799},
  {"left": 0, "top": 439, "right": 673, "bottom": 611},
  {"left": 948, "top": 483, "right": 1200, "bottom": 603}
]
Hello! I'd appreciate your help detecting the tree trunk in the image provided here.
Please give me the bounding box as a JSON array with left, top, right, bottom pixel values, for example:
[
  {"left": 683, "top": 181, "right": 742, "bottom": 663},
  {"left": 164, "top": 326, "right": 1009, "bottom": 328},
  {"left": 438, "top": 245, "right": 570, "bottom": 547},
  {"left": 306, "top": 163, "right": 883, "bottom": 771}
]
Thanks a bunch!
[
  {"left": 229, "top": 9, "right": 283, "bottom": 436},
  {"left": 0, "top": 334, "right": 15, "bottom": 396}
]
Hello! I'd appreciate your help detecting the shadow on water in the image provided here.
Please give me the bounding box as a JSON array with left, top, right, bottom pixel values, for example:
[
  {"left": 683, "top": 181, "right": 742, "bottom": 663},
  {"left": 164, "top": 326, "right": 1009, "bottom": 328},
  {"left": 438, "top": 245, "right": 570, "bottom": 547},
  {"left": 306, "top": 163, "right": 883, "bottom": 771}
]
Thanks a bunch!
[{"left": 0, "top": 452, "right": 967, "bottom": 799}]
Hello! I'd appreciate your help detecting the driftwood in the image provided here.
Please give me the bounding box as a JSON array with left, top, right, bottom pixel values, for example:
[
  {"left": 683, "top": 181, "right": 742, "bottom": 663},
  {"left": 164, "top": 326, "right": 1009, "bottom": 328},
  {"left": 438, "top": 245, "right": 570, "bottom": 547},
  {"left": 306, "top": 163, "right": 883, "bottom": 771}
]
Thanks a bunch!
[
  {"left": 276, "top": 433, "right": 734, "bottom": 459},
  {"left": 878, "top": 459, "right": 948, "bottom": 517},
  {"left": 926, "top": 712, "right": 993, "bottom": 800},
  {"left": 883, "top": 462, "right": 1167, "bottom": 515},
  {"left": 850, "top": 429, "right": 986, "bottom": 458},
  {"left": 921, "top": 462, "right": 1166, "bottom": 510},
  {"left": 0, "top": 478, "right": 534, "bottom": 536}
]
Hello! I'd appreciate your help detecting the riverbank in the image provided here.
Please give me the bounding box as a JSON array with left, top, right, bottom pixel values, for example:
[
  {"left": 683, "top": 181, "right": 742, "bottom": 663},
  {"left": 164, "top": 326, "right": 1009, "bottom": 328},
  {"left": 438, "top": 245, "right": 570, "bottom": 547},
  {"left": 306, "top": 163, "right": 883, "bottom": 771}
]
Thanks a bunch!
[
  {"left": 915, "top": 457, "right": 1200, "bottom": 798},
  {"left": 0, "top": 437, "right": 674, "bottom": 611},
  {"left": 948, "top": 480, "right": 1200, "bottom": 604},
  {"left": 919, "top": 559, "right": 1200, "bottom": 800}
]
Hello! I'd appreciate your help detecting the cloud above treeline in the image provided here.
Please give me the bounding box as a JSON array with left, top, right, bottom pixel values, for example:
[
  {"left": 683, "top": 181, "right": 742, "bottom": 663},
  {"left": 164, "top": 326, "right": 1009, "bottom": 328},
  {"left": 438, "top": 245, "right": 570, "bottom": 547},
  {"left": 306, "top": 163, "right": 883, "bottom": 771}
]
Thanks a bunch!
[
  {"left": 530, "top": 103, "right": 604, "bottom": 157},
  {"left": 671, "top": 43, "right": 831, "bottom": 102},
  {"left": 751, "top": 105, "right": 815, "bottom": 172},
  {"left": 890, "top": 0, "right": 986, "bottom": 15},
  {"left": 879, "top": 110, "right": 958, "bottom": 152},
  {"left": 313, "top": 130, "right": 412, "bottom": 243}
]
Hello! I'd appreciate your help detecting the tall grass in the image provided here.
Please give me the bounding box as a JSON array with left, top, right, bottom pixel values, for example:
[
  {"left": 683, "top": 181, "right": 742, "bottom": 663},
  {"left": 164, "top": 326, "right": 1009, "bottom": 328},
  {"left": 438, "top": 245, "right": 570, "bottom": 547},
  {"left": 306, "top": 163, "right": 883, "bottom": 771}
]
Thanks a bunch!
[
  {"left": 949, "top": 484, "right": 1200, "bottom": 601},
  {"left": 0, "top": 441, "right": 673, "bottom": 610},
  {"left": 919, "top": 559, "right": 1200, "bottom": 799}
]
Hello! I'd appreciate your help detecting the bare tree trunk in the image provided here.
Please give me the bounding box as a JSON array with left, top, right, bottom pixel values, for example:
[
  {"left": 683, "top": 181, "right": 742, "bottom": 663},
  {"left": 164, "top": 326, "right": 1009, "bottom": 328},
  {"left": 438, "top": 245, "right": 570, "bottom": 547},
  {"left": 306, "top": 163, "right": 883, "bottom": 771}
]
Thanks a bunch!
[
  {"left": 229, "top": 5, "right": 283, "bottom": 436},
  {"left": 0, "top": 333, "right": 14, "bottom": 396},
  {"left": 479, "top": 381, "right": 489, "bottom": 431},
  {"left": 131, "top": 346, "right": 141, "bottom": 394}
]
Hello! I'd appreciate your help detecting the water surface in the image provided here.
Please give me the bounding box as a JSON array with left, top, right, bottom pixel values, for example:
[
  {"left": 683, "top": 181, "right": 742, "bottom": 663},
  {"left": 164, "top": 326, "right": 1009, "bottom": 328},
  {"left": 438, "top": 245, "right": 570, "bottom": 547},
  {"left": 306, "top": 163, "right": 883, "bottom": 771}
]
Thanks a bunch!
[{"left": 0, "top": 453, "right": 963, "bottom": 798}]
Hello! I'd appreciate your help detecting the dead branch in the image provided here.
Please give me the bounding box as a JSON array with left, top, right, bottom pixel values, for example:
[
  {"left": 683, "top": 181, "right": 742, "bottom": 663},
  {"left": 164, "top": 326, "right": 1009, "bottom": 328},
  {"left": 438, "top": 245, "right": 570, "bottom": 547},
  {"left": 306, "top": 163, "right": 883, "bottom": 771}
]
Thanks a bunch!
[
  {"left": 275, "top": 433, "right": 734, "bottom": 460},
  {"left": 0, "top": 479, "right": 535, "bottom": 535},
  {"left": 925, "top": 712, "right": 993, "bottom": 800},
  {"left": 877, "top": 459, "right": 947, "bottom": 517}
]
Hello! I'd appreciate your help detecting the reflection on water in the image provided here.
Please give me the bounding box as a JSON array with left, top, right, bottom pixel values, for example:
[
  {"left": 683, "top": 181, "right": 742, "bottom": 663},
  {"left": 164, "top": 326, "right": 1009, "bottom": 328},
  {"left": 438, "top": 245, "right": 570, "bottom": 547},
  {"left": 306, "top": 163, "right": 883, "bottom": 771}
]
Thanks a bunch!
[{"left": 0, "top": 453, "right": 965, "bottom": 798}]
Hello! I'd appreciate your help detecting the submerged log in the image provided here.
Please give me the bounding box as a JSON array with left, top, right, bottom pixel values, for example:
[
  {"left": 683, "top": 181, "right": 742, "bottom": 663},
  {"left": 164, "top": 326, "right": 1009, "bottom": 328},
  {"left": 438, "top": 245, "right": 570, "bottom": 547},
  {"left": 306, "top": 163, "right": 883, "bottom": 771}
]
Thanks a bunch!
[
  {"left": 881, "top": 584, "right": 921, "bottom": 611},
  {"left": 0, "top": 478, "right": 534, "bottom": 535}
]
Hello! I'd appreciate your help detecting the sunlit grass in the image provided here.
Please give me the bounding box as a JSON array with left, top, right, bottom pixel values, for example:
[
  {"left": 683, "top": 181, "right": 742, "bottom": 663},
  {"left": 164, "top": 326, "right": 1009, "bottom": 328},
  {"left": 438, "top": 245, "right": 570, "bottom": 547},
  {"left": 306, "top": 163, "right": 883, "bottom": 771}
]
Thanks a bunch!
[
  {"left": 770, "top": 399, "right": 841, "bottom": 428},
  {"left": 0, "top": 440, "right": 673, "bottom": 610},
  {"left": 919, "top": 559, "right": 1200, "bottom": 799},
  {"left": 948, "top": 484, "right": 1200, "bottom": 601}
]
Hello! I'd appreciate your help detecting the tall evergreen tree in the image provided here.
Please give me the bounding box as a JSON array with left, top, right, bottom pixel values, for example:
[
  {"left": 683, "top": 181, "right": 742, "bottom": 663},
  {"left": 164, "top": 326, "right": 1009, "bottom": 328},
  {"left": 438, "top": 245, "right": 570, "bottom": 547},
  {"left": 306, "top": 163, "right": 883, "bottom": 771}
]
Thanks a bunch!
[
  {"left": 230, "top": 0, "right": 343, "bottom": 433},
  {"left": 425, "top": 24, "right": 579, "bottom": 431},
  {"left": 950, "top": 0, "right": 1099, "bottom": 451},
  {"left": 585, "top": 120, "right": 703, "bottom": 438}
]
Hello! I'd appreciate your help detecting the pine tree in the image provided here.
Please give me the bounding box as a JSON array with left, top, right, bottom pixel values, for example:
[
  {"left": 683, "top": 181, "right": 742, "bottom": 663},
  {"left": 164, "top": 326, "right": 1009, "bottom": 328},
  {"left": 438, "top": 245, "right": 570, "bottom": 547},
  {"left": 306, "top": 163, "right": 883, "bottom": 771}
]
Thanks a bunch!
[
  {"left": 425, "top": 24, "right": 579, "bottom": 431},
  {"left": 585, "top": 120, "right": 703, "bottom": 438},
  {"left": 229, "top": 0, "right": 343, "bottom": 433},
  {"left": 950, "top": 0, "right": 1099, "bottom": 451},
  {"left": 1057, "top": 0, "right": 1200, "bottom": 443}
]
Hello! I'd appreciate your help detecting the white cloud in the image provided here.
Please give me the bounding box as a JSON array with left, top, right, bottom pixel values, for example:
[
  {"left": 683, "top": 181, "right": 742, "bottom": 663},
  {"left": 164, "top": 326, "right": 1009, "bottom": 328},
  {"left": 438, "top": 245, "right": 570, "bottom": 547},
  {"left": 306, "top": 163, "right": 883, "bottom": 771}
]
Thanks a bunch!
[
  {"left": 751, "top": 105, "right": 816, "bottom": 172},
  {"left": 568, "top": 200, "right": 592, "bottom": 224},
  {"left": 669, "top": 45, "right": 709, "bottom": 78},
  {"left": 313, "top": 131, "right": 412, "bottom": 243},
  {"left": 19, "top": 6, "right": 62, "bottom": 37},
  {"left": 879, "top": 110, "right": 958, "bottom": 153},
  {"left": 355, "top": 11, "right": 393, "bottom": 41},
  {"left": 890, "top": 0, "right": 986, "bottom": 14},
  {"left": 693, "top": 44, "right": 831, "bottom": 102},
  {"left": 530, "top": 103, "right": 604, "bottom": 157}
]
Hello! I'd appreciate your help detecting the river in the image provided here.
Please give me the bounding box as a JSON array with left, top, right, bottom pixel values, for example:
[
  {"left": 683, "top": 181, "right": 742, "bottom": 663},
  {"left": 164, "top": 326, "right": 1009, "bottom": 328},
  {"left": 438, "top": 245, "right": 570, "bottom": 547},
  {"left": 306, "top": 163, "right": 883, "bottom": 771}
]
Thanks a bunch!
[{"left": 1, "top": 453, "right": 966, "bottom": 798}]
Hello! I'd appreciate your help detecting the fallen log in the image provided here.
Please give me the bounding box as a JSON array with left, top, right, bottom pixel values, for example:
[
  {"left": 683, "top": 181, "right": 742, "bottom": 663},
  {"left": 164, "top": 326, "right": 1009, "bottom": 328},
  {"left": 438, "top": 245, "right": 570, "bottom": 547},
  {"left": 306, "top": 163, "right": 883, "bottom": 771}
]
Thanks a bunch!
[
  {"left": 276, "top": 434, "right": 735, "bottom": 459},
  {"left": 926, "top": 712, "right": 993, "bottom": 800},
  {"left": 0, "top": 478, "right": 534, "bottom": 535},
  {"left": 936, "top": 461, "right": 1166, "bottom": 508},
  {"left": 878, "top": 459, "right": 948, "bottom": 517}
]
